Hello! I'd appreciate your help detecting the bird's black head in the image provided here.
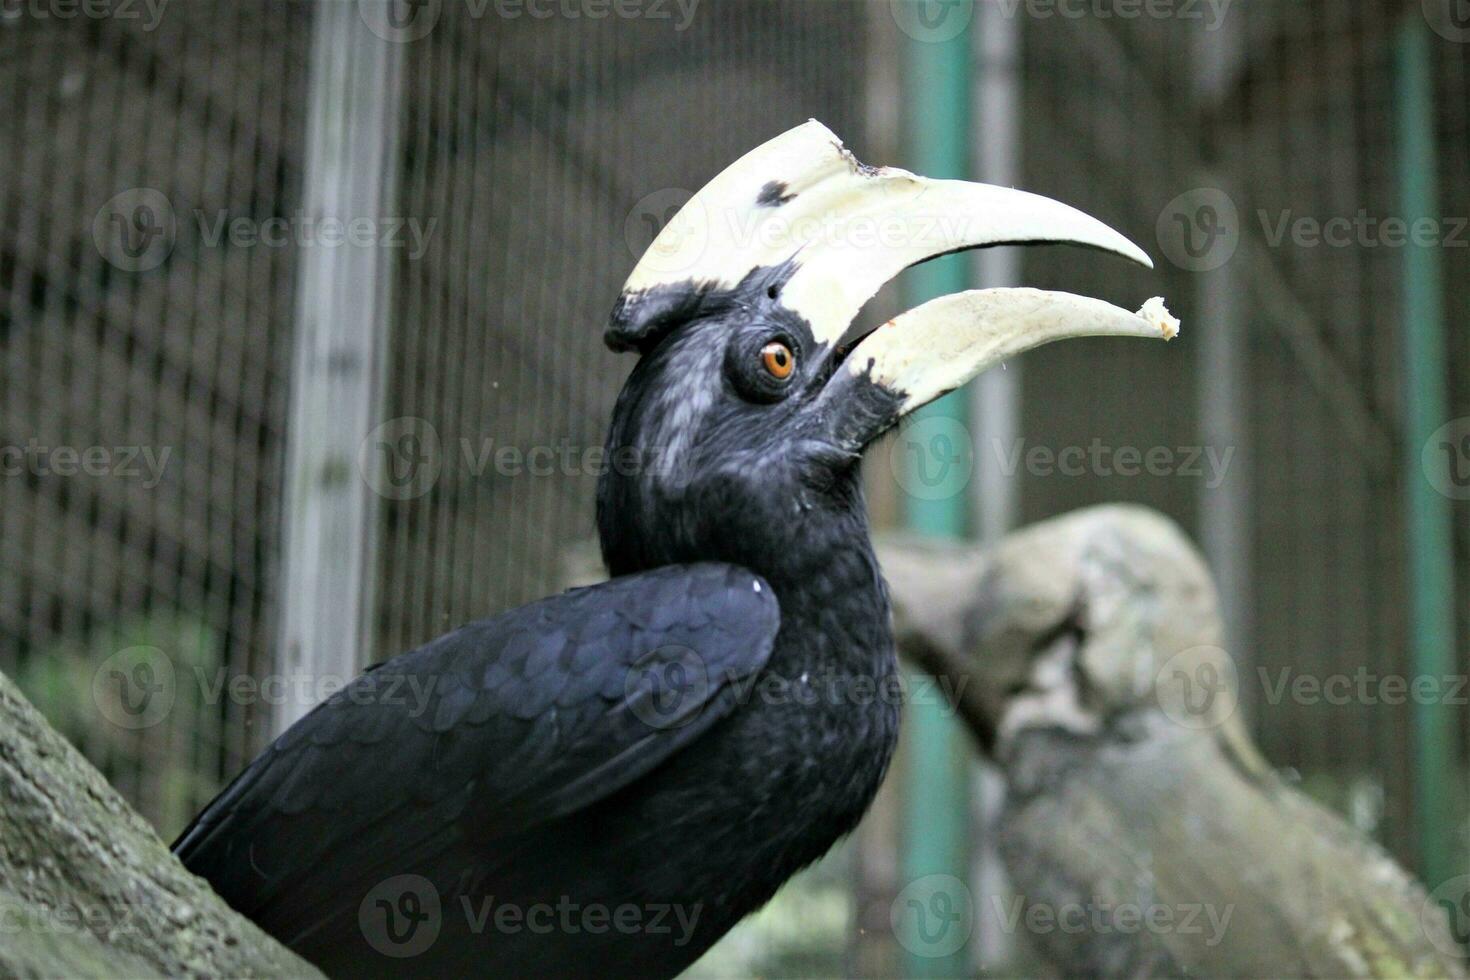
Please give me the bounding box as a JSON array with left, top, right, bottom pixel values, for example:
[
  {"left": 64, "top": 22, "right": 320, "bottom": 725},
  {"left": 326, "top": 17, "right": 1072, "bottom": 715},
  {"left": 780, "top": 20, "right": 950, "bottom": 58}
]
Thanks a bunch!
[
  {"left": 596, "top": 121, "right": 1170, "bottom": 585},
  {"left": 597, "top": 262, "right": 895, "bottom": 582}
]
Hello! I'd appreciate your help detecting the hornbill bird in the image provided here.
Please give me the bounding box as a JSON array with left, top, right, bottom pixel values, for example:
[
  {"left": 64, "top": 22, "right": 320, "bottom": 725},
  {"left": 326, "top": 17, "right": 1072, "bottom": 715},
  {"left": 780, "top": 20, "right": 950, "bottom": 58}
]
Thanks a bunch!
[
  {"left": 881, "top": 506, "right": 1464, "bottom": 979},
  {"left": 174, "top": 121, "right": 1175, "bottom": 977}
]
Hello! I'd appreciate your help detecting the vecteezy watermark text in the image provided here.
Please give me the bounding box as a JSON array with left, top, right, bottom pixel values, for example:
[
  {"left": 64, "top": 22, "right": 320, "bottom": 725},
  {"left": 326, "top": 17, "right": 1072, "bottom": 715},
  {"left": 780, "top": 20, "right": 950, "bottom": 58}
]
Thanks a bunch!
[
  {"left": 989, "top": 894, "right": 1234, "bottom": 946},
  {"left": 194, "top": 210, "right": 437, "bottom": 260},
  {"left": 460, "top": 896, "right": 701, "bottom": 945},
  {"left": 92, "top": 646, "right": 439, "bottom": 731},
  {"left": 1, "top": 441, "right": 171, "bottom": 488},
  {"left": 1158, "top": 186, "right": 1470, "bottom": 272},
  {"left": 358, "top": 0, "right": 699, "bottom": 44},
  {"left": 993, "top": 0, "right": 1233, "bottom": 29},
  {"left": 92, "top": 188, "right": 441, "bottom": 273},
  {"left": 357, "top": 418, "right": 718, "bottom": 500},
  {"left": 0, "top": 899, "right": 145, "bottom": 938},
  {"left": 1258, "top": 209, "right": 1469, "bottom": 250},
  {"left": 990, "top": 438, "right": 1235, "bottom": 488},
  {"left": 1259, "top": 667, "right": 1470, "bottom": 707},
  {"left": 1151, "top": 644, "right": 1470, "bottom": 736},
  {"left": 626, "top": 652, "right": 970, "bottom": 731},
  {"left": 0, "top": 0, "right": 168, "bottom": 30},
  {"left": 890, "top": 0, "right": 1233, "bottom": 45},
  {"left": 358, "top": 874, "right": 703, "bottom": 958}
]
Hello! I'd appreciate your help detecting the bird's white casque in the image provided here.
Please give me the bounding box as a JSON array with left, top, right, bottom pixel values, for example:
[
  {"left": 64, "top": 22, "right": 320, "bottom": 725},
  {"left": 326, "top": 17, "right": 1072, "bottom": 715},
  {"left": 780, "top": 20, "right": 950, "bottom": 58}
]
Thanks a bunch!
[{"left": 619, "top": 119, "right": 1178, "bottom": 407}]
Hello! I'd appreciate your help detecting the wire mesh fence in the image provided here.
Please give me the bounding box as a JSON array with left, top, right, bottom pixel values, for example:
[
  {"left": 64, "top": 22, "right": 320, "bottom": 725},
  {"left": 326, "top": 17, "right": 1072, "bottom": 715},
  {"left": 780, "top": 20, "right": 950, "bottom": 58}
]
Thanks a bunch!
[
  {"left": 372, "top": 0, "right": 871, "bottom": 657},
  {"left": 0, "top": 1, "right": 312, "bottom": 835},
  {"left": 1017, "top": 0, "right": 1470, "bottom": 876},
  {"left": 1, "top": 0, "right": 1467, "bottom": 974}
]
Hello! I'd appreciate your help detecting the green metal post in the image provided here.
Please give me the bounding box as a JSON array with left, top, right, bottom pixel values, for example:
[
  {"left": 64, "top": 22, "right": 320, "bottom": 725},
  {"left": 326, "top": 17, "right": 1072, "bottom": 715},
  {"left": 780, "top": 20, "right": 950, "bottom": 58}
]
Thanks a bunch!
[
  {"left": 900, "top": 4, "right": 974, "bottom": 976},
  {"left": 1395, "top": 14, "right": 1457, "bottom": 890}
]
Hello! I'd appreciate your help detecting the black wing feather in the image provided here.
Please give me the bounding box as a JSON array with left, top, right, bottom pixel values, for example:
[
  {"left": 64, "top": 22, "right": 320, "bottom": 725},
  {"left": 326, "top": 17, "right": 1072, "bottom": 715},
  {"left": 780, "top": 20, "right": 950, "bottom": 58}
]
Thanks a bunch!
[{"left": 172, "top": 562, "right": 777, "bottom": 940}]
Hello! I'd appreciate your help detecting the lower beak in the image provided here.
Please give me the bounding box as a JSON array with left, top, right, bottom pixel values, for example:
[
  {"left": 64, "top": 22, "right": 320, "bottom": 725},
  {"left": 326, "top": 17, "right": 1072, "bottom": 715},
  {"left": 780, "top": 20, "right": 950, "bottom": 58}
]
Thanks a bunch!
[{"left": 820, "top": 289, "right": 1178, "bottom": 453}]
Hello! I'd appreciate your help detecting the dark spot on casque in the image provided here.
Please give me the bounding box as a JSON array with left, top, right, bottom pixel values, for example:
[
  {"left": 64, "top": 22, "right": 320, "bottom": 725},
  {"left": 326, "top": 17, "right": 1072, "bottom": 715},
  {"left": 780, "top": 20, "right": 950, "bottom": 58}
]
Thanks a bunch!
[{"left": 756, "top": 181, "right": 796, "bottom": 208}]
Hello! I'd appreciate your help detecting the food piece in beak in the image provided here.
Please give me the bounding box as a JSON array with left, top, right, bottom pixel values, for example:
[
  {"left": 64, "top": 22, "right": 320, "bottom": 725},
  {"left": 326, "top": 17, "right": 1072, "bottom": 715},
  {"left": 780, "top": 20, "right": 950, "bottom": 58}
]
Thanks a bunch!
[{"left": 1138, "top": 296, "right": 1181, "bottom": 340}]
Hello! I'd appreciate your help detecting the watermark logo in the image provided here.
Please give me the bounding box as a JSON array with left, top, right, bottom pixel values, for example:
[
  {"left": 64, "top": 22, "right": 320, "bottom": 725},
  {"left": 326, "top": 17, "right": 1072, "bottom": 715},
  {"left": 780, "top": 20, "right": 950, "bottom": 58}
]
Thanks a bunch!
[
  {"left": 625, "top": 645, "right": 710, "bottom": 729},
  {"left": 194, "top": 210, "right": 437, "bottom": 259},
  {"left": 0, "top": 0, "right": 169, "bottom": 30},
  {"left": 361, "top": 0, "right": 698, "bottom": 43},
  {"left": 0, "top": 441, "right": 172, "bottom": 488},
  {"left": 891, "top": 874, "right": 974, "bottom": 958},
  {"left": 1153, "top": 644, "right": 1238, "bottom": 730},
  {"left": 91, "top": 645, "right": 176, "bottom": 730},
  {"left": 93, "top": 188, "right": 176, "bottom": 273},
  {"left": 359, "top": 417, "right": 443, "bottom": 500},
  {"left": 1424, "top": 875, "right": 1470, "bottom": 957},
  {"left": 89, "top": 657, "right": 438, "bottom": 729},
  {"left": 626, "top": 188, "right": 1044, "bottom": 277},
  {"left": 890, "top": 414, "right": 974, "bottom": 502},
  {"left": 94, "top": 191, "right": 438, "bottom": 270},
  {"left": 1258, "top": 209, "right": 1468, "bottom": 250},
  {"left": 990, "top": 0, "right": 1234, "bottom": 29},
  {"left": 0, "top": 899, "right": 146, "bottom": 939},
  {"left": 1422, "top": 417, "right": 1470, "bottom": 500},
  {"left": 1159, "top": 186, "right": 1469, "bottom": 269},
  {"left": 359, "top": 0, "right": 442, "bottom": 43},
  {"left": 989, "top": 894, "right": 1233, "bottom": 945},
  {"left": 1424, "top": 0, "right": 1470, "bottom": 43},
  {"left": 989, "top": 437, "right": 1234, "bottom": 487},
  {"left": 624, "top": 188, "right": 703, "bottom": 275},
  {"left": 494, "top": 0, "right": 698, "bottom": 30},
  {"left": 360, "top": 874, "right": 443, "bottom": 958},
  {"left": 889, "top": 0, "right": 973, "bottom": 43},
  {"left": 1257, "top": 666, "right": 1470, "bottom": 708},
  {"left": 460, "top": 896, "right": 702, "bottom": 941},
  {"left": 353, "top": 429, "right": 719, "bottom": 498},
  {"left": 1156, "top": 187, "right": 1239, "bottom": 272}
]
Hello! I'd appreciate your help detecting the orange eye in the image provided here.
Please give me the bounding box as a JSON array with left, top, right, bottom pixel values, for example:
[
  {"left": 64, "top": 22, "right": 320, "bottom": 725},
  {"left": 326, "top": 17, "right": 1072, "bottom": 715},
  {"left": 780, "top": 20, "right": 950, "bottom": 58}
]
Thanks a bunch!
[{"left": 760, "top": 341, "right": 795, "bottom": 380}]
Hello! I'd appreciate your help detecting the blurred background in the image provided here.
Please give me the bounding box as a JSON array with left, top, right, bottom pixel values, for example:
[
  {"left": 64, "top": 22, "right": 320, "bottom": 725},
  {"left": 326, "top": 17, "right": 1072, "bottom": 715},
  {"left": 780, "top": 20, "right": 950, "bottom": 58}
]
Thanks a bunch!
[{"left": 1, "top": 0, "right": 1467, "bottom": 975}]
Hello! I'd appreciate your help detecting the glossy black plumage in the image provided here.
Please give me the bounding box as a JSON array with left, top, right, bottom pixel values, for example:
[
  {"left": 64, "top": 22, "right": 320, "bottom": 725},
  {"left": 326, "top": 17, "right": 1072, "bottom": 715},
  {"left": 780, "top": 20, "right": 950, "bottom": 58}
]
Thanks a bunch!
[
  {"left": 176, "top": 259, "right": 907, "bottom": 977},
  {"left": 175, "top": 234, "right": 916, "bottom": 975},
  {"left": 175, "top": 563, "right": 783, "bottom": 976}
]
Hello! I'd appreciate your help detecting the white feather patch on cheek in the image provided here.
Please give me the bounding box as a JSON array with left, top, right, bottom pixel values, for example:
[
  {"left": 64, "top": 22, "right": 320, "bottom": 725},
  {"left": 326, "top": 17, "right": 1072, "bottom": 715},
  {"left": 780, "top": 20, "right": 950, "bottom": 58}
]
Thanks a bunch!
[{"left": 642, "top": 343, "right": 720, "bottom": 492}]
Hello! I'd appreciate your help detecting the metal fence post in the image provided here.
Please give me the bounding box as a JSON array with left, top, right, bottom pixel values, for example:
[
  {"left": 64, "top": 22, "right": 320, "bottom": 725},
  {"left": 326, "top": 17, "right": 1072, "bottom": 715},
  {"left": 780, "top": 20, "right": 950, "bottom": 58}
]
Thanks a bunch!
[
  {"left": 969, "top": 0, "right": 1021, "bottom": 548},
  {"left": 275, "top": 1, "right": 404, "bottom": 735},
  {"left": 900, "top": 3, "right": 974, "bottom": 976},
  {"left": 967, "top": 3, "right": 1020, "bottom": 969},
  {"left": 1395, "top": 11, "right": 1458, "bottom": 890},
  {"left": 1193, "top": 16, "right": 1253, "bottom": 703}
]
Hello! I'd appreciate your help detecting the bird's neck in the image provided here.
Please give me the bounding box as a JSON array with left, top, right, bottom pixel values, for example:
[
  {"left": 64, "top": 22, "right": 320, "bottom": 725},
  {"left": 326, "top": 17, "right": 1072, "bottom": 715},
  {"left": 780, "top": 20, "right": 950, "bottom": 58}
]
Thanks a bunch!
[
  {"left": 603, "top": 478, "right": 900, "bottom": 887},
  {"left": 765, "top": 529, "right": 895, "bottom": 686},
  {"left": 600, "top": 465, "right": 894, "bottom": 680}
]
